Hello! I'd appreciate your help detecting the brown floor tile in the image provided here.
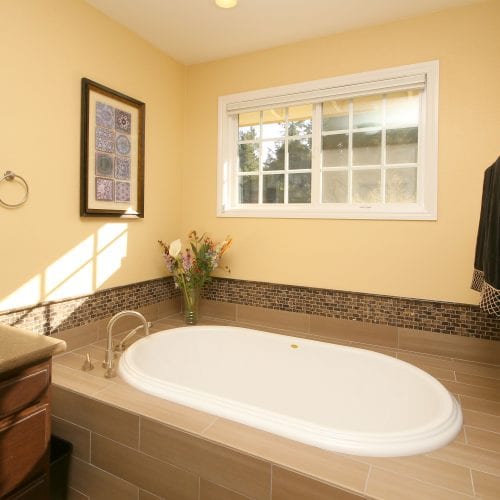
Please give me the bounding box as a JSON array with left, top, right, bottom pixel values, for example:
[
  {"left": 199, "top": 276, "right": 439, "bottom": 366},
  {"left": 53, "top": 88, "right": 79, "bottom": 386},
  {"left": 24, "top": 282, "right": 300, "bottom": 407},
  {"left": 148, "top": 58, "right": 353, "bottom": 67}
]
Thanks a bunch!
[
  {"left": 428, "top": 441, "right": 500, "bottom": 477},
  {"left": 140, "top": 417, "right": 271, "bottom": 500},
  {"left": 52, "top": 416, "right": 90, "bottom": 461},
  {"left": 149, "top": 320, "right": 180, "bottom": 333},
  {"left": 72, "top": 344, "right": 105, "bottom": 358},
  {"left": 68, "top": 487, "right": 88, "bottom": 500},
  {"left": 346, "top": 342, "right": 398, "bottom": 357},
  {"left": 463, "top": 409, "right": 500, "bottom": 434},
  {"left": 69, "top": 457, "right": 138, "bottom": 500},
  {"left": 471, "top": 469, "right": 500, "bottom": 499},
  {"left": 366, "top": 466, "right": 472, "bottom": 500},
  {"left": 310, "top": 315, "right": 397, "bottom": 348},
  {"left": 53, "top": 352, "right": 121, "bottom": 381},
  {"left": 460, "top": 395, "right": 500, "bottom": 417},
  {"left": 52, "top": 386, "right": 139, "bottom": 448},
  {"left": 52, "top": 363, "right": 112, "bottom": 396},
  {"left": 452, "top": 359, "right": 500, "bottom": 380},
  {"left": 466, "top": 427, "right": 500, "bottom": 453},
  {"left": 95, "top": 383, "right": 217, "bottom": 434},
  {"left": 398, "top": 329, "right": 500, "bottom": 365},
  {"left": 91, "top": 433, "right": 198, "bottom": 500},
  {"left": 157, "top": 297, "right": 181, "bottom": 319},
  {"left": 237, "top": 304, "right": 310, "bottom": 333},
  {"left": 361, "top": 453, "right": 473, "bottom": 495},
  {"left": 455, "top": 428, "right": 466, "bottom": 443},
  {"left": 440, "top": 380, "right": 500, "bottom": 403},
  {"left": 271, "top": 466, "right": 363, "bottom": 500},
  {"left": 200, "top": 299, "right": 237, "bottom": 321},
  {"left": 397, "top": 356, "right": 456, "bottom": 381},
  {"left": 139, "top": 489, "right": 163, "bottom": 500},
  {"left": 52, "top": 323, "right": 99, "bottom": 351},
  {"left": 455, "top": 372, "right": 500, "bottom": 390},
  {"left": 200, "top": 479, "right": 251, "bottom": 500},
  {"left": 202, "top": 418, "right": 369, "bottom": 494},
  {"left": 397, "top": 351, "right": 455, "bottom": 370}
]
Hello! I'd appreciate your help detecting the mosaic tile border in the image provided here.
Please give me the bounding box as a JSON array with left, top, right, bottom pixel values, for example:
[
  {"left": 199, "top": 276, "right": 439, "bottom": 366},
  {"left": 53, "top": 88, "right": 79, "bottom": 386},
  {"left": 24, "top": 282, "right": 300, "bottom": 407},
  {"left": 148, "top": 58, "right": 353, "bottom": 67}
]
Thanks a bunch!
[
  {"left": 202, "top": 278, "right": 500, "bottom": 341},
  {"left": 0, "top": 277, "right": 179, "bottom": 336},
  {"left": 0, "top": 277, "right": 498, "bottom": 340}
]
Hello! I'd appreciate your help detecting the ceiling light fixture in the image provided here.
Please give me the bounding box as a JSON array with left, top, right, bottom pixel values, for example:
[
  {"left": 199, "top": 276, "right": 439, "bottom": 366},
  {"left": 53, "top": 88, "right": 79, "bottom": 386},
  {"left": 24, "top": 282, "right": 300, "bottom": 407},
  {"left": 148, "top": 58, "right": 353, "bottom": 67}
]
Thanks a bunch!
[{"left": 215, "top": 0, "right": 238, "bottom": 9}]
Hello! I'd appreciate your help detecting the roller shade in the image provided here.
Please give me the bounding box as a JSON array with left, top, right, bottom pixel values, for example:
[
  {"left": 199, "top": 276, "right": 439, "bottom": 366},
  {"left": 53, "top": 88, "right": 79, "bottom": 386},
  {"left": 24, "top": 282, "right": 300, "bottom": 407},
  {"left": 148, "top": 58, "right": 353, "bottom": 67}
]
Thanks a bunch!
[{"left": 226, "top": 74, "right": 425, "bottom": 115}]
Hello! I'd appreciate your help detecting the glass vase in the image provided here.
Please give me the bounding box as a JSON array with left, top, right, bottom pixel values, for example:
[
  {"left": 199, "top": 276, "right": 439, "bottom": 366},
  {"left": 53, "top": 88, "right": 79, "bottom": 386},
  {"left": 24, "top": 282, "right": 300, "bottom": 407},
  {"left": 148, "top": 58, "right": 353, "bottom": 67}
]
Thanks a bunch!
[{"left": 182, "top": 286, "right": 200, "bottom": 325}]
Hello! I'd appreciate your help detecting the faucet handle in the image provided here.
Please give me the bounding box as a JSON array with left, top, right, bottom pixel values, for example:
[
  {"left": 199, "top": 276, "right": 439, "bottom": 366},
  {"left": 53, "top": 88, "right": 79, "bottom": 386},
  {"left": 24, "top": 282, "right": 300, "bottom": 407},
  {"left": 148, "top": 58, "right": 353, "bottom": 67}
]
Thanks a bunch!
[{"left": 82, "top": 353, "right": 94, "bottom": 371}]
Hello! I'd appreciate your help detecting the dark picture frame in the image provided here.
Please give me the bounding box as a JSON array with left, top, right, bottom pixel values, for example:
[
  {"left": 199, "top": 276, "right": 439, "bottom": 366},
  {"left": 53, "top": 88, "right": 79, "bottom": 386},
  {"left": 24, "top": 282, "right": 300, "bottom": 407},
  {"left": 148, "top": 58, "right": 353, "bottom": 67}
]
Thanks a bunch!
[{"left": 80, "top": 78, "right": 145, "bottom": 217}]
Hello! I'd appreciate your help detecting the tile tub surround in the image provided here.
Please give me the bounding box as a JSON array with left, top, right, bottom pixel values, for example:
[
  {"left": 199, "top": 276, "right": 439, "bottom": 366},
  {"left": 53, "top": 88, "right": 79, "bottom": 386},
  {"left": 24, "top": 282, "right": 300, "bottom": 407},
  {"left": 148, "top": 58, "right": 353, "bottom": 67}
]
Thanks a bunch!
[
  {"left": 1, "top": 276, "right": 498, "bottom": 341},
  {"left": 51, "top": 311, "right": 500, "bottom": 500},
  {"left": 0, "top": 277, "right": 179, "bottom": 336},
  {"left": 202, "top": 278, "right": 500, "bottom": 341}
]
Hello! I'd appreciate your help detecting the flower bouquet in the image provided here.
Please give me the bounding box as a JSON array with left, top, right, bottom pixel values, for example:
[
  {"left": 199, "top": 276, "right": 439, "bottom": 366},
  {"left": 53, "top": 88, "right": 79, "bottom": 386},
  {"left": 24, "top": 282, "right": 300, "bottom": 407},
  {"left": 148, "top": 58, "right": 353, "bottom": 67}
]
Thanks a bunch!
[{"left": 159, "top": 231, "right": 232, "bottom": 324}]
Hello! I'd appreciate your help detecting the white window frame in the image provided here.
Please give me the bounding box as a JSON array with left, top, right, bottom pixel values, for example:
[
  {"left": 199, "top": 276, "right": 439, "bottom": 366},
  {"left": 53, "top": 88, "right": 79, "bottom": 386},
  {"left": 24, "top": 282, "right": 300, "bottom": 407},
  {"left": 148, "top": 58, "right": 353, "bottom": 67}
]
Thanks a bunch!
[{"left": 217, "top": 61, "right": 439, "bottom": 220}]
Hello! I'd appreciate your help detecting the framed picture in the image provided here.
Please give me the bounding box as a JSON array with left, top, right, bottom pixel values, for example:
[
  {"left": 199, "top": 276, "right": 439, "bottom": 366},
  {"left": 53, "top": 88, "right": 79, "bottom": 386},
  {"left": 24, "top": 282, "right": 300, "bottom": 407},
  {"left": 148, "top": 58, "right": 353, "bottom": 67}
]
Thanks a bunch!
[{"left": 80, "top": 78, "right": 145, "bottom": 217}]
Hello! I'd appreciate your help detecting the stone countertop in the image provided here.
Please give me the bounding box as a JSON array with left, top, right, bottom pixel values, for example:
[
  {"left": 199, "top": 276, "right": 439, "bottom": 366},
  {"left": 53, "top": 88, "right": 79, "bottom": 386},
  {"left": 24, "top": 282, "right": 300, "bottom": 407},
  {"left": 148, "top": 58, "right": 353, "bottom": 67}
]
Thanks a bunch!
[{"left": 0, "top": 324, "right": 66, "bottom": 375}]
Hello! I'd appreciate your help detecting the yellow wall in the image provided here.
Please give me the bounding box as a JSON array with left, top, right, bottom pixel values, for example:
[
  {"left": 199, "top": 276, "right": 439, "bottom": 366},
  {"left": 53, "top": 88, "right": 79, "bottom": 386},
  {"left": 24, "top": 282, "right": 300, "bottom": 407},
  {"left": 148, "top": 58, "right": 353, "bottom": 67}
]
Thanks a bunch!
[
  {"left": 0, "top": 0, "right": 185, "bottom": 311},
  {"left": 1, "top": 0, "right": 498, "bottom": 312},
  {"left": 183, "top": 0, "right": 500, "bottom": 304}
]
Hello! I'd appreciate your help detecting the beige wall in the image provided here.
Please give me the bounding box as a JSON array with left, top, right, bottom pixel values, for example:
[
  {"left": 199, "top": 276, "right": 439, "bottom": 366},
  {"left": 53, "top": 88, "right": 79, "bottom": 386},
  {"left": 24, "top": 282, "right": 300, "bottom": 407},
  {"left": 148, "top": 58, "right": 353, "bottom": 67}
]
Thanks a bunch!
[
  {"left": 0, "top": 0, "right": 185, "bottom": 311},
  {"left": 183, "top": 1, "right": 500, "bottom": 304}
]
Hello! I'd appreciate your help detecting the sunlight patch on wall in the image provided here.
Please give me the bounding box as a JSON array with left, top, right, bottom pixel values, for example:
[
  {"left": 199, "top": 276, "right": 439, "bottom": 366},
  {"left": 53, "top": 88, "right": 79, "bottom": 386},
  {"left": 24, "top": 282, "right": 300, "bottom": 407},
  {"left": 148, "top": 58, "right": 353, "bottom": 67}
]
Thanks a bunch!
[
  {"left": 45, "top": 236, "right": 95, "bottom": 301},
  {"left": 0, "top": 224, "right": 128, "bottom": 316},
  {"left": 0, "top": 275, "right": 42, "bottom": 311},
  {"left": 96, "top": 223, "right": 128, "bottom": 287}
]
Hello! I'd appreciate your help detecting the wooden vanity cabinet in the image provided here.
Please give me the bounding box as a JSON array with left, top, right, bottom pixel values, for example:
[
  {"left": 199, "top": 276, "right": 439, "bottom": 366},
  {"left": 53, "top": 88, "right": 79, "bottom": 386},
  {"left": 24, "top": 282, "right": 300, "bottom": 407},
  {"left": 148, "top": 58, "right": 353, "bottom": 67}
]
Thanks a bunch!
[{"left": 0, "top": 358, "right": 51, "bottom": 499}]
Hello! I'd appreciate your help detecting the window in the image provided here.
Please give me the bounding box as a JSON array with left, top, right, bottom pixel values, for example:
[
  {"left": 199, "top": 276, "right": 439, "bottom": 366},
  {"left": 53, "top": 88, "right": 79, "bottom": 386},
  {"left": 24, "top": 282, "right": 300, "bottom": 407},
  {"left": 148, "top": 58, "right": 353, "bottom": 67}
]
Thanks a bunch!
[{"left": 218, "top": 61, "right": 438, "bottom": 220}]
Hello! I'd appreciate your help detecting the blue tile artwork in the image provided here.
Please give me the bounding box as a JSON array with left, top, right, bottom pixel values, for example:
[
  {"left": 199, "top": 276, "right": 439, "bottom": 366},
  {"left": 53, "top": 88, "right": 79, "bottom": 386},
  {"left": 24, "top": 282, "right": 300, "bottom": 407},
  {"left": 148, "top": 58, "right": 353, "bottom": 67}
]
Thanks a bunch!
[
  {"left": 115, "top": 156, "right": 131, "bottom": 180},
  {"left": 95, "top": 127, "right": 115, "bottom": 153},
  {"left": 96, "top": 101, "right": 115, "bottom": 129},
  {"left": 115, "top": 181, "right": 131, "bottom": 202},
  {"left": 95, "top": 177, "right": 114, "bottom": 201},
  {"left": 94, "top": 102, "right": 133, "bottom": 204},
  {"left": 115, "top": 109, "right": 131, "bottom": 134},
  {"left": 95, "top": 153, "right": 114, "bottom": 177},
  {"left": 116, "top": 134, "right": 131, "bottom": 155}
]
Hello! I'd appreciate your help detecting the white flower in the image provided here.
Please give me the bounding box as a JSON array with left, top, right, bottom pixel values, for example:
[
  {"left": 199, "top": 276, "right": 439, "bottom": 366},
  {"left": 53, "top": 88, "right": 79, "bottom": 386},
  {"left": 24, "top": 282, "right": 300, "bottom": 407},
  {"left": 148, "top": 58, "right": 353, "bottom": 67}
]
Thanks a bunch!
[{"left": 169, "top": 239, "right": 182, "bottom": 258}]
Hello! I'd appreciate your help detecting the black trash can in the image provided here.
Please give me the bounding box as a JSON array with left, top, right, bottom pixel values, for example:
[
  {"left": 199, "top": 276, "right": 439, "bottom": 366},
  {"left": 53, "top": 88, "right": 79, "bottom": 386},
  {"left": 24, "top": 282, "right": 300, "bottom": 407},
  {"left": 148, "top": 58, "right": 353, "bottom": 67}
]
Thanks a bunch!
[{"left": 50, "top": 435, "right": 73, "bottom": 500}]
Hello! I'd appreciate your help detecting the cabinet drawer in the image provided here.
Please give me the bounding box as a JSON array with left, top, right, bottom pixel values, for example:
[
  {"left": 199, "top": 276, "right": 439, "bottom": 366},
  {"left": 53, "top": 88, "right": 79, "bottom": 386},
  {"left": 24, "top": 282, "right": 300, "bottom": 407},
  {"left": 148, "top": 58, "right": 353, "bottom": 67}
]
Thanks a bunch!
[
  {"left": 0, "top": 404, "right": 50, "bottom": 498},
  {"left": 0, "top": 361, "right": 50, "bottom": 418}
]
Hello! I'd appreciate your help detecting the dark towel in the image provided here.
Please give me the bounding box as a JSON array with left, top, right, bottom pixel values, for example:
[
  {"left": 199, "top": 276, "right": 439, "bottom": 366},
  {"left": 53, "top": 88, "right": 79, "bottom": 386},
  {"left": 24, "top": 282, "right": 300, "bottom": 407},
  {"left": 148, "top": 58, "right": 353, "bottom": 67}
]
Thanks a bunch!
[{"left": 471, "top": 157, "right": 500, "bottom": 316}]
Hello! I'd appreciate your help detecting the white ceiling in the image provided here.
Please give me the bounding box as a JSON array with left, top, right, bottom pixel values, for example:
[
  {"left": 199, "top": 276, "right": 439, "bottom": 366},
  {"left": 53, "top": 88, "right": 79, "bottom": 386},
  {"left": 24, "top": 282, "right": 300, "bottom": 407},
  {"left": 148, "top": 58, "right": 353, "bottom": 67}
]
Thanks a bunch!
[{"left": 85, "top": 0, "right": 480, "bottom": 65}]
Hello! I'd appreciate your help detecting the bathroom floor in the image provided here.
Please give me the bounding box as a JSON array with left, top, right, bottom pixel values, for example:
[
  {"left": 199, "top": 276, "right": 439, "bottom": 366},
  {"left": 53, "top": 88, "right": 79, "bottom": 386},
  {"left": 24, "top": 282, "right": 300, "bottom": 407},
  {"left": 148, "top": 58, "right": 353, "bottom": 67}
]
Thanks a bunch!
[{"left": 52, "top": 312, "right": 500, "bottom": 499}]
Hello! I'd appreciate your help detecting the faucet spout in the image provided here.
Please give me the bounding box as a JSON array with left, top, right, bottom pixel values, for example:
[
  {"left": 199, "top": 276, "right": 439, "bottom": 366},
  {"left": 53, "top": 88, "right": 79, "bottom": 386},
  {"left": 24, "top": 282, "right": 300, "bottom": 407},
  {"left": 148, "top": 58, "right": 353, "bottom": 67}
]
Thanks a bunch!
[{"left": 104, "top": 310, "right": 150, "bottom": 378}]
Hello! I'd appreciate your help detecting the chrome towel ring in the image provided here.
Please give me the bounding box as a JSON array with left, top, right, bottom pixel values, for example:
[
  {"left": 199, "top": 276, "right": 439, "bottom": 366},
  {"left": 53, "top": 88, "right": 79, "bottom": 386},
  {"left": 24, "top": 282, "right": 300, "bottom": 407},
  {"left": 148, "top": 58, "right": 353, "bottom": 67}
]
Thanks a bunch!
[{"left": 0, "top": 171, "right": 29, "bottom": 208}]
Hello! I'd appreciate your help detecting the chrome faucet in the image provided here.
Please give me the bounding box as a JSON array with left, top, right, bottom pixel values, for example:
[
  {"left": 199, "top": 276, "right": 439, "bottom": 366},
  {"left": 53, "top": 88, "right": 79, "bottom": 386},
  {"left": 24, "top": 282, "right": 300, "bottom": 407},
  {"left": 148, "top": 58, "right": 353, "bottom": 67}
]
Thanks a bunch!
[{"left": 103, "top": 310, "right": 151, "bottom": 378}]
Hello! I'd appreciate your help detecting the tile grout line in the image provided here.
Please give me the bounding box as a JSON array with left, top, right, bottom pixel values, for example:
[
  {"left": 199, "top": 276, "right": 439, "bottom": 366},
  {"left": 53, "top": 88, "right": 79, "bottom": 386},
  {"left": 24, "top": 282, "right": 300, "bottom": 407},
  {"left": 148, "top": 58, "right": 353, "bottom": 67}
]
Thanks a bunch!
[
  {"left": 198, "top": 415, "right": 220, "bottom": 436},
  {"left": 138, "top": 415, "right": 142, "bottom": 452},
  {"left": 73, "top": 454, "right": 139, "bottom": 494},
  {"left": 469, "top": 468, "right": 476, "bottom": 498},
  {"left": 463, "top": 423, "right": 500, "bottom": 436},
  {"left": 368, "top": 465, "right": 477, "bottom": 499},
  {"left": 269, "top": 463, "right": 273, "bottom": 500},
  {"left": 363, "top": 464, "right": 372, "bottom": 494}
]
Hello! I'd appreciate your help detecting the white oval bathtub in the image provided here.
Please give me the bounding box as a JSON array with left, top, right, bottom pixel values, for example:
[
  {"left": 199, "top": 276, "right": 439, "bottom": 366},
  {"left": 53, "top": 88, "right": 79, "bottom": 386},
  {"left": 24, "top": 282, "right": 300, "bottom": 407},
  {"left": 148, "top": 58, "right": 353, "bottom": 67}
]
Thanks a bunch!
[{"left": 118, "top": 326, "right": 462, "bottom": 457}]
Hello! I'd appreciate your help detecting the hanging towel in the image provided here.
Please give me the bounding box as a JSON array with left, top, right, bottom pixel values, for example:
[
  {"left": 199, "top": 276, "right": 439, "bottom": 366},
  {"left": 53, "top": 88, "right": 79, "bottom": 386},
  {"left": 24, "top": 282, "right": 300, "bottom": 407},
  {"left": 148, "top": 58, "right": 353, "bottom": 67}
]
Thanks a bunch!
[{"left": 471, "top": 156, "right": 500, "bottom": 316}]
